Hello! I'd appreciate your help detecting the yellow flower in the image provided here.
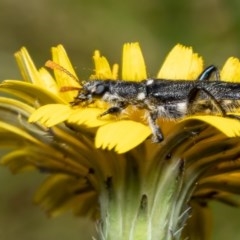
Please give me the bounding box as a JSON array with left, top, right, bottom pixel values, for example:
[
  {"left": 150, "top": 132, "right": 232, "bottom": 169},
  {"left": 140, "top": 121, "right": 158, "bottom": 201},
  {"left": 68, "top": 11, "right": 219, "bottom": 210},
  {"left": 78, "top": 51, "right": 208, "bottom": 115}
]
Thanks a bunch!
[
  {"left": 28, "top": 43, "right": 240, "bottom": 154},
  {"left": 29, "top": 43, "right": 152, "bottom": 153},
  {"left": 2, "top": 43, "right": 240, "bottom": 240}
]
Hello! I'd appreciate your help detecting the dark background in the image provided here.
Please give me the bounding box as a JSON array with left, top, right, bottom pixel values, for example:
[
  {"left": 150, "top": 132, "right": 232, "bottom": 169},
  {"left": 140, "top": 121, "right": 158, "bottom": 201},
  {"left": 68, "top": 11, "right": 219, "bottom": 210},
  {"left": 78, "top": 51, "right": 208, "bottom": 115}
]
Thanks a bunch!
[{"left": 1, "top": 0, "right": 240, "bottom": 239}]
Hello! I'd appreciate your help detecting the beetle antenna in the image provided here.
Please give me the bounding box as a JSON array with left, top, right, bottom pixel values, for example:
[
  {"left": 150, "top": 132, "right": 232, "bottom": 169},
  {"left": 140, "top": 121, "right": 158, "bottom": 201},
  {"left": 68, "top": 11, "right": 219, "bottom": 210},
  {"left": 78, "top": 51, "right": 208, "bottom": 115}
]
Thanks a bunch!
[
  {"left": 45, "top": 60, "right": 81, "bottom": 84},
  {"left": 60, "top": 86, "right": 81, "bottom": 92}
]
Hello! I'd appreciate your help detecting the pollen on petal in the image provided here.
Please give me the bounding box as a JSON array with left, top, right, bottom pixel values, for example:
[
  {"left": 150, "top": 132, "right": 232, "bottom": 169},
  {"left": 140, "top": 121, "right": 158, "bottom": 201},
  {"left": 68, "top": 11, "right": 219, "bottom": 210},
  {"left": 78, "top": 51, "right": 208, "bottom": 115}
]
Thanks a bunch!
[
  {"left": 157, "top": 44, "right": 203, "bottom": 80},
  {"left": 185, "top": 115, "right": 240, "bottom": 137},
  {"left": 122, "top": 42, "right": 147, "bottom": 81},
  {"left": 29, "top": 104, "right": 72, "bottom": 127},
  {"left": 221, "top": 57, "right": 240, "bottom": 82},
  {"left": 95, "top": 120, "right": 152, "bottom": 153}
]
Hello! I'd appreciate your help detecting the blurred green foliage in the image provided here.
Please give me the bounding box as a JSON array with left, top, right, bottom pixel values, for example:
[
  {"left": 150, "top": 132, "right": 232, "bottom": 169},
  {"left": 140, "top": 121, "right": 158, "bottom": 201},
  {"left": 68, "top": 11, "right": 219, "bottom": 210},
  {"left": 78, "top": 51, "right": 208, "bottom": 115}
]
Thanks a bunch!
[{"left": 1, "top": 0, "right": 240, "bottom": 239}]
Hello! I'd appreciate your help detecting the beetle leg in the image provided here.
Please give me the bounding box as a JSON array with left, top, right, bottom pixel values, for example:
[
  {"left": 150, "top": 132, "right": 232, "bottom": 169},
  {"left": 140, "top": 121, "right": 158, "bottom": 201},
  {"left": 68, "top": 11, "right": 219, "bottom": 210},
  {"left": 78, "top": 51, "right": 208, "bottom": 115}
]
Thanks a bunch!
[
  {"left": 197, "top": 65, "right": 220, "bottom": 81},
  {"left": 100, "top": 106, "right": 123, "bottom": 116},
  {"left": 100, "top": 102, "right": 127, "bottom": 117},
  {"left": 187, "top": 86, "right": 227, "bottom": 116},
  {"left": 147, "top": 111, "right": 164, "bottom": 142}
]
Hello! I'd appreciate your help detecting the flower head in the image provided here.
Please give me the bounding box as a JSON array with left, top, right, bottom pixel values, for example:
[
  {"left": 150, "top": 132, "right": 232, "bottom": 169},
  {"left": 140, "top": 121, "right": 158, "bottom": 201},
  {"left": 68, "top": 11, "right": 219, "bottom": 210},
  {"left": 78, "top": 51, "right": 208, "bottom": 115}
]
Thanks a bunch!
[
  {"left": 28, "top": 43, "right": 240, "bottom": 153},
  {"left": 2, "top": 43, "right": 240, "bottom": 239}
]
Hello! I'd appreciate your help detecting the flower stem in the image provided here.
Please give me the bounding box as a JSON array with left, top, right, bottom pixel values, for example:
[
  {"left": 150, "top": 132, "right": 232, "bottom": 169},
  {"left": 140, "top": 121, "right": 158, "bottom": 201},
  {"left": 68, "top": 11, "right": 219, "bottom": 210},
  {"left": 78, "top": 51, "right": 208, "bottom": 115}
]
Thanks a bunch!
[{"left": 97, "top": 152, "right": 189, "bottom": 240}]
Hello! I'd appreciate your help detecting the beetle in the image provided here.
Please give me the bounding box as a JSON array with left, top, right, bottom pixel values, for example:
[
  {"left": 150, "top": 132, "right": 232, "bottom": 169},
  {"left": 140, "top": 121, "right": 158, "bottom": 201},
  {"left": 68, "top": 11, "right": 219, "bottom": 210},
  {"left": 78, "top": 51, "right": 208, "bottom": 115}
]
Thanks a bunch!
[
  {"left": 70, "top": 65, "right": 240, "bottom": 142},
  {"left": 45, "top": 61, "right": 240, "bottom": 142}
]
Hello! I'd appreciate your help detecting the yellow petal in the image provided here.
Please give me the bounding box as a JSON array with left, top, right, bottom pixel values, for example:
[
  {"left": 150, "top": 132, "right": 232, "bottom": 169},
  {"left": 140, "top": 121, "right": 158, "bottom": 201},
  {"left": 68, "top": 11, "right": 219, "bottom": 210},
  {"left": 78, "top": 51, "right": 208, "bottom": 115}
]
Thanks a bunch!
[
  {"left": 38, "top": 67, "right": 59, "bottom": 95},
  {"left": 34, "top": 175, "right": 97, "bottom": 218},
  {"left": 200, "top": 173, "right": 240, "bottom": 193},
  {"left": 111, "top": 63, "right": 119, "bottom": 80},
  {"left": 122, "top": 42, "right": 147, "bottom": 81},
  {"left": 29, "top": 104, "right": 72, "bottom": 127},
  {"left": 0, "top": 80, "right": 63, "bottom": 105},
  {"left": 68, "top": 108, "right": 112, "bottom": 127},
  {"left": 90, "top": 50, "right": 117, "bottom": 80},
  {"left": 95, "top": 120, "right": 151, "bottom": 153},
  {"left": 0, "top": 149, "right": 37, "bottom": 173},
  {"left": 185, "top": 115, "right": 240, "bottom": 137},
  {"left": 0, "top": 94, "right": 34, "bottom": 110},
  {"left": 51, "top": 45, "right": 80, "bottom": 102},
  {"left": 221, "top": 57, "right": 240, "bottom": 82},
  {"left": 0, "top": 121, "right": 43, "bottom": 145},
  {"left": 157, "top": 44, "right": 203, "bottom": 80},
  {"left": 15, "top": 47, "right": 47, "bottom": 86}
]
